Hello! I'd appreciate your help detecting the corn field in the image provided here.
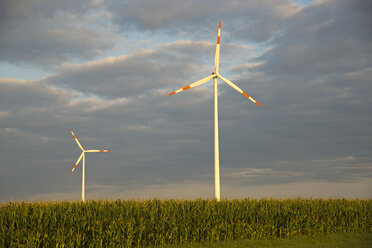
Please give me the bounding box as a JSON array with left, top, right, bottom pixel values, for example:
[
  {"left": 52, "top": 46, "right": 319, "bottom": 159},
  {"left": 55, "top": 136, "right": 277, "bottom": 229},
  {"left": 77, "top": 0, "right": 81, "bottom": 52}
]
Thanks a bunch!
[{"left": 1, "top": 199, "right": 371, "bottom": 247}]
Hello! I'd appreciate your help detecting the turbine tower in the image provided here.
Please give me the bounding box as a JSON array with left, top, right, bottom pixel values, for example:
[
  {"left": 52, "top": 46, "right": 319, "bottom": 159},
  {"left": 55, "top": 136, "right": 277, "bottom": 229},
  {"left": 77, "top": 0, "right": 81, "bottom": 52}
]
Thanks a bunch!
[
  {"left": 69, "top": 129, "right": 111, "bottom": 202},
  {"left": 169, "top": 22, "right": 262, "bottom": 201}
]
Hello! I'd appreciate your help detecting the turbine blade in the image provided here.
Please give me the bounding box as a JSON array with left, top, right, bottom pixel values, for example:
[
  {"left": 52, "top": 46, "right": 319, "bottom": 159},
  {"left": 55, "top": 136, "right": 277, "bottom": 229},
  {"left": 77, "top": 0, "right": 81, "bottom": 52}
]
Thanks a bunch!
[
  {"left": 169, "top": 74, "right": 215, "bottom": 96},
  {"left": 85, "top": 150, "right": 111, "bottom": 152},
  {"left": 217, "top": 74, "right": 262, "bottom": 107},
  {"left": 69, "top": 129, "right": 84, "bottom": 151},
  {"left": 214, "top": 21, "right": 221, "bottom": 74},
  {"left": 70, "top": 153, "right": 83, "bottom": 174}
]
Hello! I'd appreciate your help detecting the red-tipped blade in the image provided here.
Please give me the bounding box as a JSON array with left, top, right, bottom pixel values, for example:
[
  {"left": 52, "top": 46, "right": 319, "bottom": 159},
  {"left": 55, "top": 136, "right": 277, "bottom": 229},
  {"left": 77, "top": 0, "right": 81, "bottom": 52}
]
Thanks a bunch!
[
  {"left": 217, "top": 74, "right": 262, "bottom": 107},
  {"left": 69, "top": 129, "right": 84, "bottom": 151},
  {"left": 70, "top": 164, "right": 77, "bottom": 175},
  {"left": 70, "top": 153, "right": 83, "bottom": 174},
  {"left": 215, "top": 21, "right": 221, "bottom": 73},
  {"left": 168, "top": 74, "right": 215, "bottom": 96},
  {"left": 242, "top": 92, "right": 262, "bottom": 107}
]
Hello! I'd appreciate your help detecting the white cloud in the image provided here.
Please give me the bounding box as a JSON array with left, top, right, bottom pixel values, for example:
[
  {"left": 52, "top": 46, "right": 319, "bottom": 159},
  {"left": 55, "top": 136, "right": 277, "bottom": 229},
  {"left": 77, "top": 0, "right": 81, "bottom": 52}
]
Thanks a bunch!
[
  {"left": 67, "top": 97, "right": 131, "bottom": 112},
  {"left": 223, "top": 168, "right": 304, "bottom": 179}
]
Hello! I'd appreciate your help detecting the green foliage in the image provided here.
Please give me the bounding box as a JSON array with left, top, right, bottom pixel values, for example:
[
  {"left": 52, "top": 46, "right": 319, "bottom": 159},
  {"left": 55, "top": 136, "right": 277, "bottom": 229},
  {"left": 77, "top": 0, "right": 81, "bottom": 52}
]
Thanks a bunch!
[
  {"left": 1, "top": 199, "right": 371, "bottom": 247},
  {"left": 155, "top": 232, "right": 372, "bottom": 248}
]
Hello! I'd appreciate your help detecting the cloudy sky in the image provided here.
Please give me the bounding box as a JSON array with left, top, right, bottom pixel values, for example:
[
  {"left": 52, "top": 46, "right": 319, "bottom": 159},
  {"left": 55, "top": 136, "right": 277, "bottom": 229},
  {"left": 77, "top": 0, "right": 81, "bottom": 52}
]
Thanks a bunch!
[{"left": 1, "top": 0, "right": 371, "bottom": 202}]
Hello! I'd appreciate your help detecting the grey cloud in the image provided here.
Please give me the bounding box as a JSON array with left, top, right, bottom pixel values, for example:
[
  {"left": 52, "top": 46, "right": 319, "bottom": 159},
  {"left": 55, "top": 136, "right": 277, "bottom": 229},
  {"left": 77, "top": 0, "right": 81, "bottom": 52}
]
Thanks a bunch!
[
  {"left": 107, "top": 0, "right": 298, "bottom": 42},
  {"left": 0, "top": 0, "right": 122, "bottom": 68},
  {"left": 222, "top": 0, "right": 372, "bottom": 173},
  {"left": 0, "top": 78, "right": 74, "bottom": 110},
  {"left": 254, "top": 0, "right": 372, "bottom": 78},
  {"left": 222, "top": 156, "right": 372, "bottom": 187},
  {"left": 42, "top": 41, "right": 220, "bottom": 98},
  {"left": 1, "top": 0, "right": 97, "bottom": 20}
]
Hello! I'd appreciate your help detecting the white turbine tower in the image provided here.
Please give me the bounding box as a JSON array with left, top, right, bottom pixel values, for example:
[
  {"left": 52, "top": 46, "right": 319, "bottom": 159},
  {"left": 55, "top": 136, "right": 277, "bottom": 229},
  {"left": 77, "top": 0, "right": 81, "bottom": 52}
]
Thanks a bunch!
[
  {"left": 69, "top": 129, "right": 111, "bottom": 202},
  {"left": 169, "top": 21, "right": 262, "bottom": 201}
]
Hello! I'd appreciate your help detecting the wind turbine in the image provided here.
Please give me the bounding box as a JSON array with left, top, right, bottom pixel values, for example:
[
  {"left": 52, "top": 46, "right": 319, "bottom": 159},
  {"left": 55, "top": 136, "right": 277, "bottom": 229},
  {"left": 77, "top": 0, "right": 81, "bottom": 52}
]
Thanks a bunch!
[
  {"left": 169, "top": 21, "right": 262, "bottom": 201},
  {"left": 69, "top": 129, "right": 111, "bottom": 202}
]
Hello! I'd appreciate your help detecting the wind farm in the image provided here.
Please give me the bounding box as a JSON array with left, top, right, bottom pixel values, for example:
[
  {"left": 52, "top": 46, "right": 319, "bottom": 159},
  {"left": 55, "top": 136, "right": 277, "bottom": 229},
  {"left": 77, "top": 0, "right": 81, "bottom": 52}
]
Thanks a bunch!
[
  {"left": 169, "top": 21, "right": 262, "bottom": 201},
  {"left": 1, "top": 0, "right": 371, "bottom": 247}
]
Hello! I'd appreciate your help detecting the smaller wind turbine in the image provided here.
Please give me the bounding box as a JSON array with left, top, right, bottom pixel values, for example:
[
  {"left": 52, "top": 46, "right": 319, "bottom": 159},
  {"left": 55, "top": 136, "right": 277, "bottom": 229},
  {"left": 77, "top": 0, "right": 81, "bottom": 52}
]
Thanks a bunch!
[{"left": 69, "top": 129, "right": 111, "bottom": 202}]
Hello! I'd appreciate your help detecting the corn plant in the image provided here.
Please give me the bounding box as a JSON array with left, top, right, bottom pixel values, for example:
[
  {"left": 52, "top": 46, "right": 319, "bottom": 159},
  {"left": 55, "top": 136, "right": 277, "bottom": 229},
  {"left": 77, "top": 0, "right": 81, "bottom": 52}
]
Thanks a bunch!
[{"left": 1, "top": 198, "right": 371, "bottom": 247}]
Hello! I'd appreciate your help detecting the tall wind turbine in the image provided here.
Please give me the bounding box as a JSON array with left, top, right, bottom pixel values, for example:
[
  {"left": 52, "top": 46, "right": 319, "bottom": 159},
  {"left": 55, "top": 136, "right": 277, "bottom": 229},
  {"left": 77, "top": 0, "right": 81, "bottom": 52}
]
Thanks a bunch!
[
  {"left": 69, "top": 129, "right": 111, "bottom": 202},
  {"left": 169, "top": 21, "right": 262, "bottom": 201}
]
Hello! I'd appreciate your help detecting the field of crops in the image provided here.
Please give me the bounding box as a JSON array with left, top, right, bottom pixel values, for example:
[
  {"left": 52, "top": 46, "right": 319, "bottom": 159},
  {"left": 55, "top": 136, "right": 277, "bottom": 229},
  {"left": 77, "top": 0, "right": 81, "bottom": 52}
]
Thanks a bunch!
[{"left": 1, "top": 198, "right": 371, "bottom": 247}]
